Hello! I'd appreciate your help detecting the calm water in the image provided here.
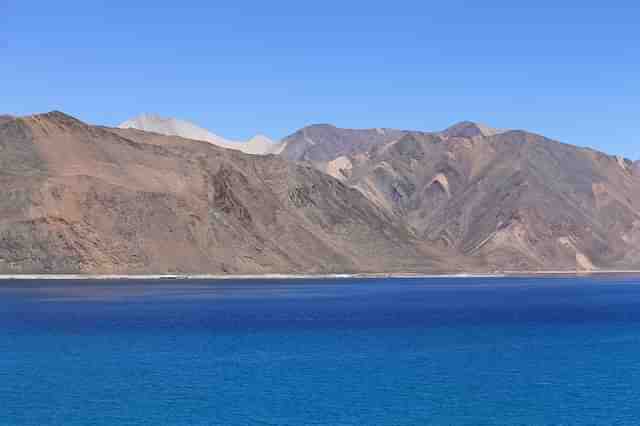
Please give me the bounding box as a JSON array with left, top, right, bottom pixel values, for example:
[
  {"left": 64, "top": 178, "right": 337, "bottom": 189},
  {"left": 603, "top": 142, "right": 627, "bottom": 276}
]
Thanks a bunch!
[{"left": 2, "top": 277, "right": 640, "bottom": 425}]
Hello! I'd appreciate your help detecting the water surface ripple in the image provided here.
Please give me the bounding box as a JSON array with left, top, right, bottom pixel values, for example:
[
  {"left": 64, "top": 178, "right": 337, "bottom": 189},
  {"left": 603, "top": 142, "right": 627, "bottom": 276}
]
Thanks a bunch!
[{"left": 1, "top": 276, "right": 639, "bottom": 425}]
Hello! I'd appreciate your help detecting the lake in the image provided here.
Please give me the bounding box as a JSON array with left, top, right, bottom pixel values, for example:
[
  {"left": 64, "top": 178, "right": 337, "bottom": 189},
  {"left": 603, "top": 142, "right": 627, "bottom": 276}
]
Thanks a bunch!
[{"left": 1, "top": 276, "right": 640, "bottom": 425}]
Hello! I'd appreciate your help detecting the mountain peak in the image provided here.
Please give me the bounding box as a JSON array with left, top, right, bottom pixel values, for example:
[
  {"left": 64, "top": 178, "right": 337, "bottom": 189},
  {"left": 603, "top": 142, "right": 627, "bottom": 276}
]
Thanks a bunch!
[
  {"left": 22, "top": 111, "right": 88, "bottom": 130},
  {"left": 119, "top": 113, "right": 282, "bottom": 155},
  {"left": 246, "top": 134, "right": 280, "bottom": 155},
  {"left": 31, "top": 110, "right": 82, "bottom": 122},
  {"left": 442, "top": 121, "right": 504, "bottom": 138},
  {"left": 248, "top": 134, "right": 273, "bottom": 143},
  {"left": 119, "top": 113, "right": 230, "bottom": 146},
  {"left": 121, "top": 113, "right": 188, "bottom": 130}
]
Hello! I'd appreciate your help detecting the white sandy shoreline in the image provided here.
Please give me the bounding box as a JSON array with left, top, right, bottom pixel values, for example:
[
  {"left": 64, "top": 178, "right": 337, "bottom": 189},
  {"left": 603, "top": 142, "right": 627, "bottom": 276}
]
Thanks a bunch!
[
  {"left": 0, "top": 273, "right": 503, "bottom": 281},
  {"left": 0, "top": 271, "right": 639, "bottom": 280}
]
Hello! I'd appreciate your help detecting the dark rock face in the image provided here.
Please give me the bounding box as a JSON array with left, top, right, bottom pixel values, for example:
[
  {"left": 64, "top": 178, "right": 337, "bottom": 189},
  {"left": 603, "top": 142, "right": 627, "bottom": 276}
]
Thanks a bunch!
[
  {"left": 0, "top": 112, "right": 462, "bottom": 275},
  {"left": 211, "top": 167, "right": 254, "bottom": 227},
  {"left": 280, "top": 124, "right": 640, "bottom": 271},
  {"left": 288, "top": 185, "right": 316, "bottom": 208}
]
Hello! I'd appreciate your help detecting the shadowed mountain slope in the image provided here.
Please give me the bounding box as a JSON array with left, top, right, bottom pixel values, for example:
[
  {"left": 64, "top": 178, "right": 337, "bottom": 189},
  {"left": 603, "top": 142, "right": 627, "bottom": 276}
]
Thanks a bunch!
[{"left": 0, "top": 112, "right": 464, "bottom": 275}]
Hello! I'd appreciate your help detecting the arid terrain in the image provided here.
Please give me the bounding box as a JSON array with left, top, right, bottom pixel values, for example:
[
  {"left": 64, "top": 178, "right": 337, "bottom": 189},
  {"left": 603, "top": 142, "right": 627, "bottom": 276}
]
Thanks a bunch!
[
  {"left": 279, "top": 122, "right": 640, "bottom": 272},
  {"left": 1, "top": 111, "right": 638, "bottom": 274}
]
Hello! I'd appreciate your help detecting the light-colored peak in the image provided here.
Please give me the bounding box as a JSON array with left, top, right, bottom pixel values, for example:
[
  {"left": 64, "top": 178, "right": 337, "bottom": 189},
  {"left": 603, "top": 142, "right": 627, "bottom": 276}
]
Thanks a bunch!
[
  {"left": 245, "top": 134, "right": 279, "bottom": 155},
  {"left": 248, "top": 134, "right": 273, "bottom": 144},
  {"left": 119, "top": 113, "right": 281, "bottom": 155},
  {"left": 119, "top": 113, "right": 231, "bottom": 147}
]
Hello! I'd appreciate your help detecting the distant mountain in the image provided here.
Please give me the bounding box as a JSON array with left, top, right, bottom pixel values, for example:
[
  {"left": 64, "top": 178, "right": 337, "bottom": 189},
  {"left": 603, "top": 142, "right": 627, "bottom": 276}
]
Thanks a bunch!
[
  {"left": 0, "top": 111, "right": 461, "bottom": 275},
  {"left": 279, "top": 122, "right": 640, "bottom": 271},
  {"left": 246, "top": 134, "right": 284, "bottom": 155},
  {"left": 279, "top": 124, "right": 406, "bottom": 162},
  {"left": 278, "top": 121, "right": 507, "bottom": 164},
  {"left": 119, "top": 113, "right": 281, "bottom": 155},
  {"left": 440, "top": 121, "right": 506, "bottom": 138}
]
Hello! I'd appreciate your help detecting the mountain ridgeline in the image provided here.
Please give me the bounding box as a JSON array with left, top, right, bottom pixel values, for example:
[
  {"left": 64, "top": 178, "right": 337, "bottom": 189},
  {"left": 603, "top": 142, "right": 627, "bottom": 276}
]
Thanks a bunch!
[
  {"left": 0, "top": 112, "right": 638, "bottom": 274},
  {"left": 0, "top": 112, "right": 458, "bottom": 274},
  {"left": 279, "top": 122, "right": 640, "bottom": 271}
]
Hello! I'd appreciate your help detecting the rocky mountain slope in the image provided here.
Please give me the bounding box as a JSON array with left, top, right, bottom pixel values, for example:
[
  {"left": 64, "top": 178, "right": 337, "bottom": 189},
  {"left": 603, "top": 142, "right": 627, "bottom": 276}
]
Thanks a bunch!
[
  {"left": 0, "top": 112, "right": 463, "bottom": 275},
  {"left": 119, "top": 113, "right": 281, "bottom": 155},
  {"left": 279, "top": 122, "right": 640, "bottom": 271},
  {"left": 1, "top": 112, "right": 638, "bottom": 274}
]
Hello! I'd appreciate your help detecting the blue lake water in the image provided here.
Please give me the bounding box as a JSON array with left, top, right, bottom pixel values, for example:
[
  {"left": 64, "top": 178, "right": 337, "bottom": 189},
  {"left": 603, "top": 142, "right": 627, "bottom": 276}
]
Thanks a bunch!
[{"left": 2, "top": 276, "right": 640, "bottom": 425}]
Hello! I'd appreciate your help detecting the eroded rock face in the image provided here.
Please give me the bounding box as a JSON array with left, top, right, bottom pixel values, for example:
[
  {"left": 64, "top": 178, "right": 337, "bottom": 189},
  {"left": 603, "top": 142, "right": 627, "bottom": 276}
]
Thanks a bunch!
[
  {"left": 632, "top": 161, "right": 640, "bottom": 177},
  {"left": 211, "top": 167, "right": 253, "bottom": 227},
  {"left": 0, "top": 112, "right": 463, "bottom": 275},
  {"left": 324, "top": 156, "right": 353, "bottom": 181}
]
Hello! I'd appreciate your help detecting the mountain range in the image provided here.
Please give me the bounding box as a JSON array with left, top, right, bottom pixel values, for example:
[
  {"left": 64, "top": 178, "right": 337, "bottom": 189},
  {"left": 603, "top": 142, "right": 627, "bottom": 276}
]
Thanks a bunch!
[
  {"left": 282, "top": 123, "right": 640, "bottom": 271},
  {"left": 0, "top": 111, "right": 638, "bottom": 274}
]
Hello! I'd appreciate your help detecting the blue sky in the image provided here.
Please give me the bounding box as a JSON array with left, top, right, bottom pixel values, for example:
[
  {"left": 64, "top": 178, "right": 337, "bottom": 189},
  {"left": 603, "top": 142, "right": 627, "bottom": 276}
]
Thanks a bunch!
[{"left": 2, "top": 1, "right": 638, "bottom": 158}]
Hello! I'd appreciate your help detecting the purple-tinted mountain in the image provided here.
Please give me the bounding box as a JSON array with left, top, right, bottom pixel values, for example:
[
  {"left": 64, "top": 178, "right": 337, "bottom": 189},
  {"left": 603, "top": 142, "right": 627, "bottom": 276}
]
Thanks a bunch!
[
  {"left": 280, "top": 123, "right": 640, "bottom": 271},
  {"left": 279, "top": 124, "right": 406, "bottom": 162}
]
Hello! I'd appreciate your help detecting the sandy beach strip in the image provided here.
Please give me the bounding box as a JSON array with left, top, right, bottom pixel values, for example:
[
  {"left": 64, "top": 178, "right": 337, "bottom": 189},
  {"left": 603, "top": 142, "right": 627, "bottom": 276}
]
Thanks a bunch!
[{"left": 0, "top": 270, "right": 639, "bottom": 281}]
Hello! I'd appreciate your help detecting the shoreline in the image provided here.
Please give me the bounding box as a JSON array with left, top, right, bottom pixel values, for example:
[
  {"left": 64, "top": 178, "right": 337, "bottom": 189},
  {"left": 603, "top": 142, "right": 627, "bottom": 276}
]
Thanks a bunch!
[{"left": 0, "top": 270, "right": 640, "bottom": 280}]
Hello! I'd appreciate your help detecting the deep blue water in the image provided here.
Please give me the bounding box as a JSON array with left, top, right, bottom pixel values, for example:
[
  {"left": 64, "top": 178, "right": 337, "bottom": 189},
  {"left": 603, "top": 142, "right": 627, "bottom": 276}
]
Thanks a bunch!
[{"left": 2, "top": 277, "right": 640, "bottom": 425}]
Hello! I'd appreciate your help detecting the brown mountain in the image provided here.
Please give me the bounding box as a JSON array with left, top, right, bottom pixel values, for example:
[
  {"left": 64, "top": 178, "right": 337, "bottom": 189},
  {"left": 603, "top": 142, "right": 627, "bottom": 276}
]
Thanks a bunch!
[
  {"left": 0, "top": 112, "right": 465, "bottom": 275},
  {"left": 280, "top": 123, "right": 640, "bottom": 271},
  {"left": 1, "top": 112, "right": 638, "bottom": 274}
]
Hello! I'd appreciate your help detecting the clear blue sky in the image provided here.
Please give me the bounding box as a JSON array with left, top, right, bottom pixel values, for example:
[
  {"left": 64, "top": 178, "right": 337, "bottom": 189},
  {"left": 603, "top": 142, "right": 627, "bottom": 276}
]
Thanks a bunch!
[{"left": 2, "top": 1, "right": 638, "bottom": 158}]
